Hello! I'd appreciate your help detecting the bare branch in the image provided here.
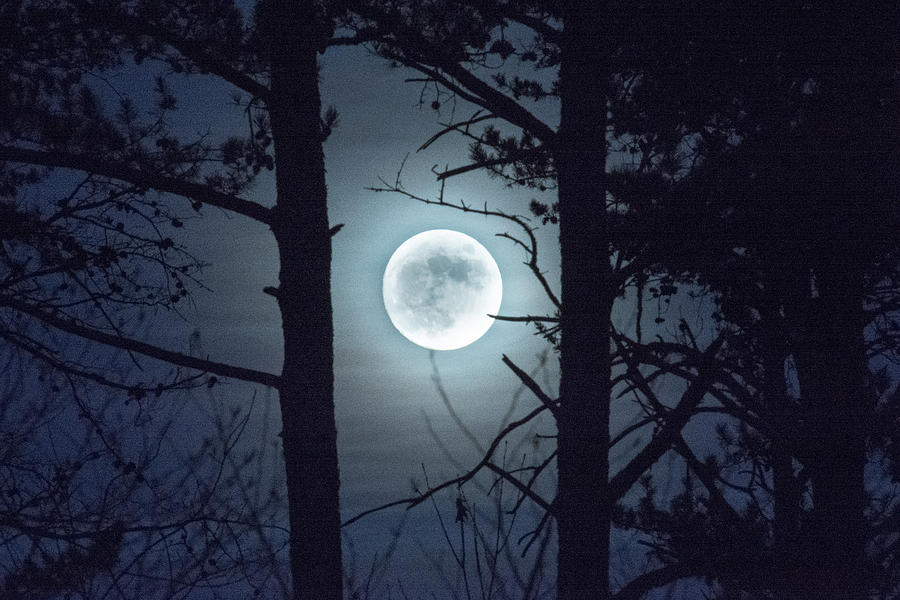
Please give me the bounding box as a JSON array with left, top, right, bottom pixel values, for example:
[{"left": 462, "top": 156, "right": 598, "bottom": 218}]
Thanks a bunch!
[
  {"left": 607, "top": 332, "right": 727, "bottom": 503},
  {"left": 435, "top": 157, "right": 513, "bottom": 181},
  {"left": 0, "top": 145, "right": 272, "bottom": 224},
  {"left": 0, "top": 329, "right": 206, "bottom": 395},
  {"left": 369, "top": 172, "right": 560, "bottom": 308},
  {"left": 612, "top": 562, "right": 704, "bottom": 600},
  {"left": 484, "top": 462, "right": 553, "bottom": 513},
  {"left": 341, "top": 403, "right": 549, "bottom": 528},
  {"left": 490, "top": 314, "right": 558, "bottom": 323},
  {"left": 501, "top": 354, "right": 558, "bottom": 416},
  {"left": 1, "top": 294, "right": 280, "bottom": 388},
  {"left": 417, "top": 111, "right": 496, "bottom": 152}
]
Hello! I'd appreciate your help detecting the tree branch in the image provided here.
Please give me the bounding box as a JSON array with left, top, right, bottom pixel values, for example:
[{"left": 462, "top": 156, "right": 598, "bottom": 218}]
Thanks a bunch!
[
  {"left": 435, "top": 157, "right": 513, "bottom": 181},
  {"left": 0, "top": 145, "right": 272, "bottom": 224},
  {"left": 484, "top": 462, "right": 553, "bottom": 512},
  {"left": 417, "top": 112, "right": 496, "bottom": 152},
  {"left": 115, "top": 11, "right": 270, "bottom": 101},
  {"left": 501, "top": 354, "right": 558, "bottom": 416},
  {"left": 433, "top": 60, "right": 557, "bottom": 144},
  {"left": 341, "top": 403, "right": 549, "bottom": 528},
  {"left": 0, "top": 294, "right": 280, "bottom": 388},
  {"left": 502, "top": 11, "right": 562, "bottom": 44},
  {"left": 369, "top": 175, "right": 560, "bottom": 308},
  {"left": 612, "top": 562, "right": 703, "bottom": 600},
  {"left": 490, "top": 314, "right": 558, "bottom": 323},
  {"left": 607, "top": 332, "right": 727, "bottom": 503},
  {"left": 0, "top": 329, "right": 206, "bottom": 394},
  {"left": 673, "top": 436, "right": 742, "bottom": 522}
]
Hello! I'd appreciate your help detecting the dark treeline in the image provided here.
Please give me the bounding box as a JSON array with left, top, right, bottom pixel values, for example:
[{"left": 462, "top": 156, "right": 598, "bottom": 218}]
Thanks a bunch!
[{"left": 0, "top": 1, "right": 898, "bottom": 599}]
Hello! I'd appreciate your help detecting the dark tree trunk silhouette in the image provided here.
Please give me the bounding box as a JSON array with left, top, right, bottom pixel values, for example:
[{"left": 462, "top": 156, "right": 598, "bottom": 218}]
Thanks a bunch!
[
  {"left": 267, "top": 1, "right": 343, "bottom": 598},
  {"left": 787, "top": 65, "right": 880, "bottom": 599},
  {"left": 604, "top": 5, "right": 899, "bottom": 594},
  {"left": 750, "top": 247, "right": 805, "bottom": 600},
  {"left": 760, "top": 304, "right": 800, "bottom": 600},
  {"left": 2, "top": 3, "right": 348, "bottom": 597},
  {"left": 792, "top": 260, "right": 870, "bottom": 600},
  {"left": 554, "top": 4, "right": 611, "bottom": 599}
]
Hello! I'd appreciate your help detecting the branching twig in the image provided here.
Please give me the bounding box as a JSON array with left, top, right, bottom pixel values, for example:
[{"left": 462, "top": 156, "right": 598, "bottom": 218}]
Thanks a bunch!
[
  {"left": 368, "top": 166, "right": 560, "bottom": 308},
  {"left": 1, "top": 294, "right": 280, "bottom": 388},
  {"left": 341, "top": 404, "right": 549, "bottom": 528},
  {"left": 0, "top": 145, "right": 272, "bottom": 224},
  {"left": 501, "top": 354, "right": 558, "bottom": 416}
]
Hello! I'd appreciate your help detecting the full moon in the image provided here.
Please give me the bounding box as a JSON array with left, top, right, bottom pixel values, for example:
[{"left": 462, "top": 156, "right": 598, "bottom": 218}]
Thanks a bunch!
[{"left": 383, "top": 229, "right": 503, "bottom": 351}]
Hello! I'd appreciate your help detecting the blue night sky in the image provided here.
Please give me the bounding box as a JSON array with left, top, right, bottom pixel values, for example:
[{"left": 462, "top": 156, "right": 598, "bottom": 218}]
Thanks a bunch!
[
  {"left": 129, "top": 39, "right": 687, "bottom": 595},
  {"left": 8, "top": 6, "right": 898, "bottom": 599},
  {"left": 16, "top": 26, "right": 685, "bottom": 596},
  {"left": 152, "top": 43, "right": 570, "bottom": 595}
]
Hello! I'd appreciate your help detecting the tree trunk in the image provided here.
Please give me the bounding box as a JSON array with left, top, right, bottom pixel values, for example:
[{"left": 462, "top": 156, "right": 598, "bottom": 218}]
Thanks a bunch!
[
  {"left": 787, "top": 66, "right": 874, "bottom": 597},
  {"left": 554, "top": 4, "right": 611, "bottom": 599},
  {"left": 760, "top": 315, "right": 800, "bottom": 600},
  {"left": 791, "top": 260, "right": 869, "bottom": 600},
  {"left": 267, "top": 2, "right": 343, "bottom": 598},
  {"left": 754, "top": 253, "right": 805, "bottom": 600}
]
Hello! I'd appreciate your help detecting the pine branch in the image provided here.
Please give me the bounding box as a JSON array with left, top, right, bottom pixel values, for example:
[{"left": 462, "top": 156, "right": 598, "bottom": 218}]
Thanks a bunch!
[
  {"left": 117, "top": 13, "right": 270, "bottom": 101},
  {"left": 0, "top": 145, "right": 272, "bottom": 224},
  {"left": 607, "top": 332, "right": 727, "bottom": 503},
  {"left": 434, "top": 60, "right": 557, "bottom": 143},
  {"left": 501, "top": 11, "right": 562, "bottom": 44},
  {"left": 0, "top": 294, "right": 280, "bottom": 388},
  {"left": 673, "top": 436, "right": 742, "bottom": 522}
]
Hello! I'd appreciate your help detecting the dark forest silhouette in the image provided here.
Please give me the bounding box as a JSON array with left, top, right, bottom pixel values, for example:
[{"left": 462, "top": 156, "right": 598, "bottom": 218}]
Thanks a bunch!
[{"left": 1, "top": 1, "right": 899, "bottom": 599}]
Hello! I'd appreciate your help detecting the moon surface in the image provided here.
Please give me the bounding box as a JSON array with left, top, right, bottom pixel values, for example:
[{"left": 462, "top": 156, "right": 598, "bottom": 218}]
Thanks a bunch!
[{"left": 383, "top": 230, "right": 503, "bottom": 351}]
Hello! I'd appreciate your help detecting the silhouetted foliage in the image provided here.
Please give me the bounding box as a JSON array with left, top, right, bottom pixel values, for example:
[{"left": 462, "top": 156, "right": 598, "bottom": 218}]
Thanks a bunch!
[
  {"left": 350, "top": 7, "right": 767, "bottom": 599},
  {"left": 1, "top": 1, "right": 343, "bottom": 598},
  {"left": 0, "top": 342, "right": 289, "bottom": 599},
  {"left": 5, "top": 1, "right": 900, "bottom": 598},
  {"left": 603, "top": 2, "right": 900, "bottom": 598},
  {"left": 353, "top": 1, "right": 900, "bottom": 599}
]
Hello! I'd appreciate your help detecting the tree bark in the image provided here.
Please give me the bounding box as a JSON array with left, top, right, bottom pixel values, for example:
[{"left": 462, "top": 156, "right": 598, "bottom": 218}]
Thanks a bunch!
[
  {"left": 760, "top": 315, "right": 800, "bottom": 600},
  {"left": 786, "top": 62, "right": 875, "bottom": 598},
  {"left": 791, "top": 259, "right": 870, "bottom": 600},
  {"left": 267, "top": 2, "right": 343, "bottom": 598},
  {"left": 554, "top": 4, "right": 611, "bottom": 599}
]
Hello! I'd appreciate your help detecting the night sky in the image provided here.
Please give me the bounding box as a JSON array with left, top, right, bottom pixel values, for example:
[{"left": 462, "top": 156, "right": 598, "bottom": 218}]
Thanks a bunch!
[
  {"left": 108, "top": 38, "right": 689, "bottom": 594},
  {"left": 2, "top": 12, "right": 717, "bottom": 597},
  {"left": 159, "top": 43, "right": 571, "bottom": 595},
  {"left": 7, "top": 3, "right": 900, "bottom": 598}
]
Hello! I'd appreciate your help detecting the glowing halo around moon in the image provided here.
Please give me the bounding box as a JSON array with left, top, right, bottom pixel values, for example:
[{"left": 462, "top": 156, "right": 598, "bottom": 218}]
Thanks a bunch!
[{"left": 383, "top": 229, "right": 503, "bottom": 351}]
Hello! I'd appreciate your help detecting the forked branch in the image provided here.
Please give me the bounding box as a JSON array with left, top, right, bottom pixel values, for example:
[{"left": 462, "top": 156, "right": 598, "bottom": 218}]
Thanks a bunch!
[
  {"left": 368, "top": 166, "right": 560, "bottom": 308},
  {"left": 1, "top": 294, "right": 280, "bottom": 388},
  {"left": 341, "top": 403, "right": 550, "bottom": 528}
]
